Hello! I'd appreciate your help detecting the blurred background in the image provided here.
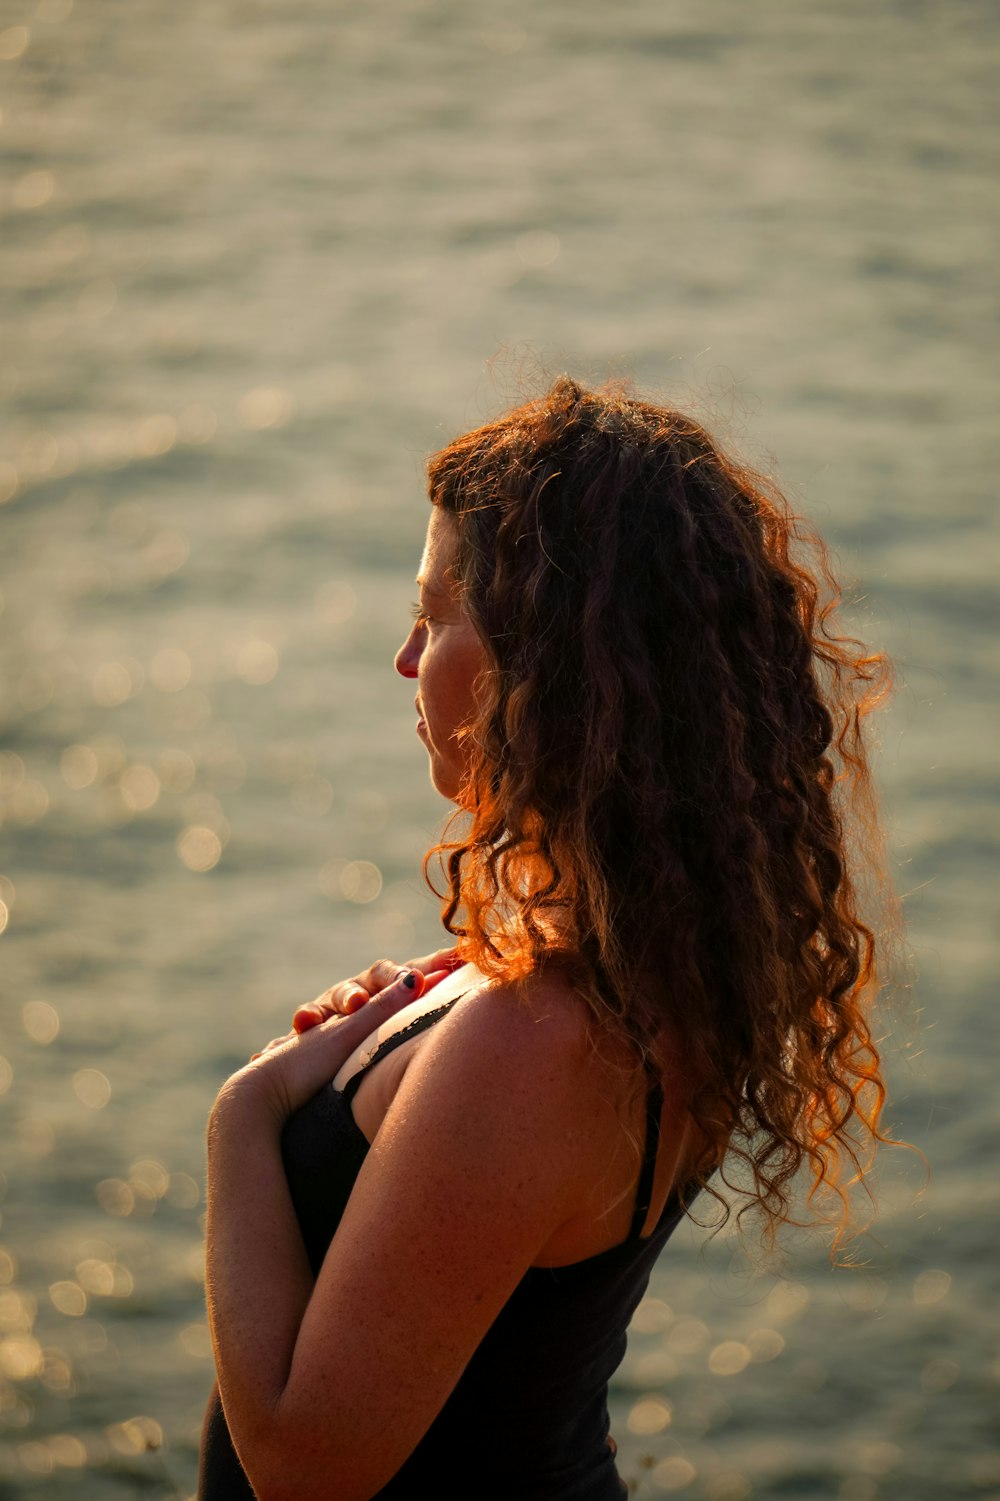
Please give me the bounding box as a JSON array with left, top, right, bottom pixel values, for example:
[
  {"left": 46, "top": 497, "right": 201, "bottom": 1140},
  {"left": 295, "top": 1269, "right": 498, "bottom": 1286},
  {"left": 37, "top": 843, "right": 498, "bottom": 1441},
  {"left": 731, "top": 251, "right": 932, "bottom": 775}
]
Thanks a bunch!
[{"left": 1, "top": 1, "right": 997, "bottom": 1497}]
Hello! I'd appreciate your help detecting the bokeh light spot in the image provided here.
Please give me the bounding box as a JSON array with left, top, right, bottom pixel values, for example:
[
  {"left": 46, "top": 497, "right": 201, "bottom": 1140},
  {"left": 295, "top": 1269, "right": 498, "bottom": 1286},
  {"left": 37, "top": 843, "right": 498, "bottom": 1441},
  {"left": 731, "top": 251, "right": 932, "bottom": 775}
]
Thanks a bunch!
[
  {"left": 166, "top": 1172, "right": 200, "bottom": 1209},
  {"left": 129, "top": 1159, "right": 169, "bottom": 1200},
  {"left": 22, "top": 1001, "right": 60, "bottom": 1045},
  {"left": 17, "top": 1440, "right": 53, "bottom": 1475},
  {"left": 96, "top": 1179, "right": 134, "bottom": 1218},
  {"left": 157, "top": 747, "right": 197, "bottom": 793},
  {"left": 182, "top": 793, "right": 228, "bottom": 834},
  {"left": 177, "top": 825, "right": 222, "bottom": 873},
  {"left": 76, "top": 1258, "right": 128, "bottom": 1297},
  {"left": 48, "top": 1434, "right": 87, "bottom": 1468},
  {"left": 8, "top": 779, "right": 49, "bottom": 823},
  {"left": 631, "top": 1297, "right": 673, "bottom": 1334},
  {"left": 236, "top": 386, "right": 294, "bottom": 430},
  {"left": 92, "top": 661, "right": 134, "bottom": 707},
  {"left": 89, "top": 735, "right": 126, "bottom": 777},
  {"left": 73, "top": 1069, "right": 111, "bottom": 1109},
  {"left": 515, "top": 229, "right": 561, "bottom": 268},
  {"left": 120, "top": 764, "right": 161, "bottom": 812},
  {"left": 106, "top": 1416, "right": 162, "bottom": 1455},
  {"left": 652, "top": 1456, "right": 696, "bottom": 1492},
  {"left": 179, "top": 1322, "right": 213, "bottom": 1359},
  {"left": 708, "top": 1341, "right": 751, "bottom": 1376},
  {"left": 666, "top": 1317, "right": 709, "bottom": 1355},
  {"left": 177, "top": 828, "right": 222, "bottom": 876},
  {"left": 0, "top": 1334, "right": 43, "bottom": 1380},
  {"left": 746, "top": 1327, "right": 785, "bottom": 1363},
  {"left": 627, "top": 1396, "right": 672, "bottom": 1435},
  {"left": 839, "top": 1275, "right": 888, "bottom": 1313},
  {"left": 859, "top": 1440, "right": 901, "bottom": 1476},
  {"left": 921, "top": 1356, "right": 959, "bottom": 1393},
  {"left": 48, "top": 1281, "right": 87, "bottom": 1317},
  {"left": 144, "top": 527, "right": 190, "bottom": 577},
  {"left": 766, "top": 1280, "right": 810, "bottom": 1321},
  {"left": 343, "top": 863, "right": 381, "bottom": 903},
  {"left": 0, "top": 27, "right": 29, "bottom": 61},
  {"left": 0, "top": 1286, "right": 35, "bottom": 1331},
  {"left": 0, "top": 752, "right": 25, "bottom": 791},
  {"left": 60, "top": 743, "right": 98, "bottom": 789},
  {"left": 13, "top": 168, "right": 54, "bottom": 210},
  {"left": 913, "top": 1269, "right": 951, "bottom": 1307},
  {"left": 41, "top": 1349, "right": 74, "bottom": 1396},
  {"left": 150, "top": 646, "right": 192, "bottom": 693},
  {"left": 236, "top": 639, "right": 279, "bottom": 685},
  {"left": 134, "top": 414, "right": 177, "bottom": 458},
  {"left": 19, "top": 431, "right": 59, "bottom": 474}
]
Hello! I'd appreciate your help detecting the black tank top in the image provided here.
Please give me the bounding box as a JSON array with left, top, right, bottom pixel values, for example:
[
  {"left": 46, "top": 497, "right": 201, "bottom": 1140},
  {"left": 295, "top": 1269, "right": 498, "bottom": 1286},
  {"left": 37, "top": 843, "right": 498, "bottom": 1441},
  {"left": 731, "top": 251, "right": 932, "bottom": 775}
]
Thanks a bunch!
[{"left": 199, "top": 998, "right": 691, "bottom": 1500}]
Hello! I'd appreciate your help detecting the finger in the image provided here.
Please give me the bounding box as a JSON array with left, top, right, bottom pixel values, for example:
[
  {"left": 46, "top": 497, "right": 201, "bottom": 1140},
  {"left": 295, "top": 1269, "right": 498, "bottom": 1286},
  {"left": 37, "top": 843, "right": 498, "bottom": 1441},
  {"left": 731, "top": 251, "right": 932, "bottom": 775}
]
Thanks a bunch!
[
  {"left": 293, "top": 983, "right": 369, "bottom": 1033},
  {"left": 357, "top": 958, "right": 416, "bottom": 996},
  {"left": 405, "top": 945, "right": 462, "bottom": 975},
  {"left": 420, "top": 967, "right": 453, "bottom": 995},
  {"left": 365, "top": 967, "right": 425, "bottom": 1023},
  {"left": 291, "top": 949, "right": 461, "bottom": 1035},
  {"left": 305, "top": 957, "right": 404, "bottom": 1025},
  {"left": 293, "top": 997, "right": 352, "bottom": 1034}
]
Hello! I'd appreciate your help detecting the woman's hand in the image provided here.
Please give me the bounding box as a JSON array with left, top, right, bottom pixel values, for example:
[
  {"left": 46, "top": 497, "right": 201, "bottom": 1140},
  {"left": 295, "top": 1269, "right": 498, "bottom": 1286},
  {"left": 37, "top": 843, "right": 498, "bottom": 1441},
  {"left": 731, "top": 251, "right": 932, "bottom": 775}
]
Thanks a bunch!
[
  {"left": 291, "top": 947, "right": 461, "bottom": 1032},
  {"left": 214, "top": 967, "right": 430, "bottom": 1132}
]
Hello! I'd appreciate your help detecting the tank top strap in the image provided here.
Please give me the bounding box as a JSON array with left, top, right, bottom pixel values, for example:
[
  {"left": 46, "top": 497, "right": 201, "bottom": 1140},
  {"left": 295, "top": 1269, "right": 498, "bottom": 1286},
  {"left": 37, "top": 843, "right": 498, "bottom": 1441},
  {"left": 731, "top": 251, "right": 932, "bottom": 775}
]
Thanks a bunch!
[
  {"left": 340, "top": 996, "right": 463, "bottom": 1105},
  {"left": 627, "top": 1071, "right": 664, "bottom": 1241}
]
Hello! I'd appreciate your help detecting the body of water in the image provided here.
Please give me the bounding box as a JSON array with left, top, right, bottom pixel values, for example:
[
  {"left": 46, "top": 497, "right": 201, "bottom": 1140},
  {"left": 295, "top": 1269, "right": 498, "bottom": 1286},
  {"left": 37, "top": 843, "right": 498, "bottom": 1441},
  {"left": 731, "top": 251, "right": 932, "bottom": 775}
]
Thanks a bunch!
[{"left": 1, "top": 2, "right": 997, "bottom": 1496}]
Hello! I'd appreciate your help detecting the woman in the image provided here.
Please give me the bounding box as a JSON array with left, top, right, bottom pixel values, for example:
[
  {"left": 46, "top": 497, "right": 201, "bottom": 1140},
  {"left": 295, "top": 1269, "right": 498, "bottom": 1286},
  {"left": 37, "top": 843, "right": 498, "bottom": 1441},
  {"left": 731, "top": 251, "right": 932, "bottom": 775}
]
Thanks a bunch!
[{"left": 200, "top": 377, "right": 896, "bottom": 1500}]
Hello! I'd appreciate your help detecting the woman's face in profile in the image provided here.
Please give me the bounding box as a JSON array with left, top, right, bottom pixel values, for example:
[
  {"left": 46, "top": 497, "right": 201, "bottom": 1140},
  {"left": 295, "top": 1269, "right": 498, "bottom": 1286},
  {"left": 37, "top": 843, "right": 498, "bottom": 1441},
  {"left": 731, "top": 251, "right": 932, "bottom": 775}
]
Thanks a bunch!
[{"left": 395, "top": 508, "right": 487, "bottom": 802}]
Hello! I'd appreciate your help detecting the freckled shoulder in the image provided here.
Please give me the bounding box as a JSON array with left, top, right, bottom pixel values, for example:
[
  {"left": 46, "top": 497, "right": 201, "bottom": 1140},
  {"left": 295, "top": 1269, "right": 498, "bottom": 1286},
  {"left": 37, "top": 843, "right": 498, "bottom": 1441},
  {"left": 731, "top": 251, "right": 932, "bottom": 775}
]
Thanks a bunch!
[{"left": 416, "top": 969, "right": 634, "bottom": 1117}]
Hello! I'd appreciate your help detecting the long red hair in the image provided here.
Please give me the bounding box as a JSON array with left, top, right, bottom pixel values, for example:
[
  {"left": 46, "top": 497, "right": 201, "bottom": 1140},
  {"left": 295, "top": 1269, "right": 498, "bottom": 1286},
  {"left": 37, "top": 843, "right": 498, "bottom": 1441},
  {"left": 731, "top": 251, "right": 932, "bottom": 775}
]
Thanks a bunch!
[{"left": 424, "top": 376, "right": 900, "bottom": 1245}]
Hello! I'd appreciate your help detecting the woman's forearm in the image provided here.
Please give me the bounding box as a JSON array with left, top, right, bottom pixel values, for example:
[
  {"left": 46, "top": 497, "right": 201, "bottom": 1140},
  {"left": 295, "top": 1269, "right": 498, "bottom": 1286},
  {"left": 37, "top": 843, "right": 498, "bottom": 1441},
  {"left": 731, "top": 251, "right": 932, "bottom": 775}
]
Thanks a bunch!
[
  {"left": 203, "top": 970, "right": 441, "bottom": 1500},
  {"left": 205, "top": 1088, "right": 316, "bottom": 1480}
]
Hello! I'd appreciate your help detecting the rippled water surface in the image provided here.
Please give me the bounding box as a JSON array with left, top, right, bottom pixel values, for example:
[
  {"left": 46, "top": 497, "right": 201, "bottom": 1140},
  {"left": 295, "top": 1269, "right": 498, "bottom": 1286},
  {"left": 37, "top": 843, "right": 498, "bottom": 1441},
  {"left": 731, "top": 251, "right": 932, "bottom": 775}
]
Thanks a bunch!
[{"left": 1, "top": 2, "right": 997, "bottom": 1497}]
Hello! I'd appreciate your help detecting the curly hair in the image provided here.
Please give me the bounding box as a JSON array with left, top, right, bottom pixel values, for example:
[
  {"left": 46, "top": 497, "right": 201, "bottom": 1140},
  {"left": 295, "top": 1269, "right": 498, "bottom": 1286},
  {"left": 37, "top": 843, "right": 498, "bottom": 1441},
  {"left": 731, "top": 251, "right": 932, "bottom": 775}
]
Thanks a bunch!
[{"left": 424, "top": 375, "right": 900, "bottom": 1247}]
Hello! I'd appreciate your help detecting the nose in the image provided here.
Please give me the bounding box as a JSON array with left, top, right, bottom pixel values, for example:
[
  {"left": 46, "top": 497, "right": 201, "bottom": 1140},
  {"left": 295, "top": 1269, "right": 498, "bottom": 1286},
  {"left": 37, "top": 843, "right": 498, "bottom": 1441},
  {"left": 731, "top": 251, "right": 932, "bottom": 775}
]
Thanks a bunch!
[{"left": 394, "top": 622, "right": 421, "bottom": 679}]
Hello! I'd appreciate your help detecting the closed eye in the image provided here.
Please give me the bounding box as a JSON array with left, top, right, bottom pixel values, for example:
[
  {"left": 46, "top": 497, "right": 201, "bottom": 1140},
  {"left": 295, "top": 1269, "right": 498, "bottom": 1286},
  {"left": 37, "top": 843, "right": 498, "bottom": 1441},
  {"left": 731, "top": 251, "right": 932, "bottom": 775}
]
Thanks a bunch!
[{"left": 410, "top": 602, "right": 431, "bottom": 627}]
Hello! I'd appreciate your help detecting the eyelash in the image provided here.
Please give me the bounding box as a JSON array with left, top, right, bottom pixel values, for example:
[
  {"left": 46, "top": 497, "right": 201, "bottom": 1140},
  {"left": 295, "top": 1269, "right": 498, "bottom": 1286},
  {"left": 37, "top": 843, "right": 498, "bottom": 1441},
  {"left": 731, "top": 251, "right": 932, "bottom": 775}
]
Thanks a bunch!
[{"left": 410, "top": 602, "right": 431, "bottom": 627}]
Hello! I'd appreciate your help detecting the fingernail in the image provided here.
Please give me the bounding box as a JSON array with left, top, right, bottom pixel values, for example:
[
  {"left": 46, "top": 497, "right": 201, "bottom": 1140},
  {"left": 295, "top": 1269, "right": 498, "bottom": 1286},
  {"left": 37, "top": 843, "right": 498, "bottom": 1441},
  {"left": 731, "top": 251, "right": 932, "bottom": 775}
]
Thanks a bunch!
[{"left": 403, "top": 971, "right": 417, "bottom": 990}]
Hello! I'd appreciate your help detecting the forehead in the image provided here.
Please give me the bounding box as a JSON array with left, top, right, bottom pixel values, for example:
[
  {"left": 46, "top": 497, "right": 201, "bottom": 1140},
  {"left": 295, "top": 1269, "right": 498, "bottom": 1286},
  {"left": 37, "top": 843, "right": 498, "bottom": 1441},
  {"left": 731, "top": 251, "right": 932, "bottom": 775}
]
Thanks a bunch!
[{"left": 418, "top": 508, "right": 459, "bottom": 593}]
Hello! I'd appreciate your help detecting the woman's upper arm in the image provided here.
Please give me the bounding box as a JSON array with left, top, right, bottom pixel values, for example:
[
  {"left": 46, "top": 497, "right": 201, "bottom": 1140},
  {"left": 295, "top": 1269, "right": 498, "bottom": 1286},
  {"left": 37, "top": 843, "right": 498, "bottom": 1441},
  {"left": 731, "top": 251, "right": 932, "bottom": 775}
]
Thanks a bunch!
[{"left": 266, "top": 988, "right": 594, "bottom": 1500}]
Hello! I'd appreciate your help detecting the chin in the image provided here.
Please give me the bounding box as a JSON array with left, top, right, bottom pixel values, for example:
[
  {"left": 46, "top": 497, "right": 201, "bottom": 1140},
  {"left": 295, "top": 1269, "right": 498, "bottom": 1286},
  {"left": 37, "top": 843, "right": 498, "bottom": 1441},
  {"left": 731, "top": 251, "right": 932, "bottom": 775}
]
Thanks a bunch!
[
  {"left": 428, "top": 759, "right": 467, "bottom": 805},
  {"left": 430, "top": 772, "right": 462, "bottom": 803}
]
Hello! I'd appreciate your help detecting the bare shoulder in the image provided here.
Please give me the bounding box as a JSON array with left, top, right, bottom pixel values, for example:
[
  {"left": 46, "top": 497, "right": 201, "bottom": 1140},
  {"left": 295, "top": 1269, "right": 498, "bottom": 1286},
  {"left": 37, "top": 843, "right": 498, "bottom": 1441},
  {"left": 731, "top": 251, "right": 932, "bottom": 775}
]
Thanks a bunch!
[
  {"left": 398, "top": 967, "right": 636, "bottom": 1141},
  {"left": 440, "top": 968, "right": 614, "bottom": 1069}
]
